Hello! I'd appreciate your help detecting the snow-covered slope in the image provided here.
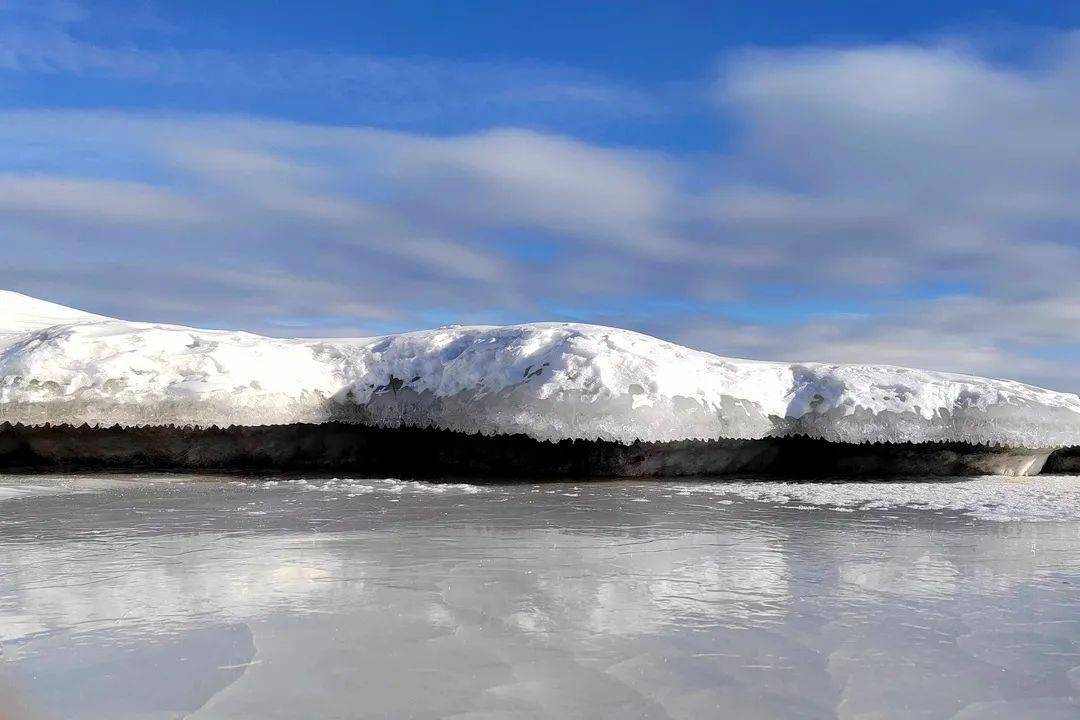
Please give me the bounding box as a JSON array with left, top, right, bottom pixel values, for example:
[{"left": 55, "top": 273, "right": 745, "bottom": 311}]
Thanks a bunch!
[
  {"left": 0, "top": 290, "right": 107, "bottom": 336},
  {"left": 2, "top": 291, "right": 1079, "bottom": 448}
]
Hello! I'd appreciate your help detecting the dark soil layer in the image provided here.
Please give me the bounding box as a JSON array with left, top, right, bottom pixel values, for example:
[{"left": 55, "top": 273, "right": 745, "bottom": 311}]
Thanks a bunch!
[{"left": 0, "top": 422, "right": 1052, "bottom": 477}]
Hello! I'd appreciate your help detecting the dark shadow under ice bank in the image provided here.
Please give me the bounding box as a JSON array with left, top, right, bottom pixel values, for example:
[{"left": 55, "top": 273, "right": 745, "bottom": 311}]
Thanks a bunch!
[{"left": 2, "top": 421, "right": 1073, "bottom": 477}]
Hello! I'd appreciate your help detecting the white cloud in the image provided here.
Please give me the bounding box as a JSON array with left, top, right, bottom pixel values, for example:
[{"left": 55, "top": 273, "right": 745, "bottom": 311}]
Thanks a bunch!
[
  {"left": 370, "top": 129, "right": 685, "bottom": 255},
  {"left": 0, "top": 174, "right": 205, "bottom": 223}
]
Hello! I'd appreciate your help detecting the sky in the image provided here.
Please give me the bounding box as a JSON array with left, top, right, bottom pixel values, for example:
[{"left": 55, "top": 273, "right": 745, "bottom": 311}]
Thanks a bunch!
[{"left": 3, "top": 1, "right": 1080, "bottom": 391}]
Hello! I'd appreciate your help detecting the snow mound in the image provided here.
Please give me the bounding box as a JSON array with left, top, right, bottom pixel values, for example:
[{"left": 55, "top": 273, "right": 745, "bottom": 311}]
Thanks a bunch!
[{"left": 2, "top": 291, "right": 1080, "bottom": 447}]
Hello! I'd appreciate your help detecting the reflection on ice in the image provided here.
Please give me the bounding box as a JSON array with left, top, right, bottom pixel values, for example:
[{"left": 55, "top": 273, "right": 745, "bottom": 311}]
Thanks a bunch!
[
  {"left": 1, "top": 473, "right": 1079, "bottom": 719},
  {"left": 0, "top": 533, "right": 365, "bottom": 645},
  {"left": 526, "top": 533, "right": 790, "bottom": 637},
  {"left": 841, "top": 551, "right": 960, "bottom": 597}
]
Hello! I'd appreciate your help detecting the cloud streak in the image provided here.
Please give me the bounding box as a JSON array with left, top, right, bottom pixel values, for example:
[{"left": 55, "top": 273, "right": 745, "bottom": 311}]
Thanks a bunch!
[{"left": 0, "top": 1, "right": 656, "bottom": 131}]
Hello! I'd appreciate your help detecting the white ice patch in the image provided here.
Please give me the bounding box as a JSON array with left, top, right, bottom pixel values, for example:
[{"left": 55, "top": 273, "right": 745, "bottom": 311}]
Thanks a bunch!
[
  {"left": 3, "top": 290, "right": 1080, "bottom": 447},
  {"left": 276, "top": 477, "right": 486, "bottom": 497},
  {"left": 671, "top": 476, "right": 1080, "bottom": 522}
]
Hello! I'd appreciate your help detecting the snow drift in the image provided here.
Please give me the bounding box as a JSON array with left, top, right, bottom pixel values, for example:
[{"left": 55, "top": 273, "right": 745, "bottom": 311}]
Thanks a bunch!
[{"left": 3, "top": 290, "right": 1080, "bottom": 455}]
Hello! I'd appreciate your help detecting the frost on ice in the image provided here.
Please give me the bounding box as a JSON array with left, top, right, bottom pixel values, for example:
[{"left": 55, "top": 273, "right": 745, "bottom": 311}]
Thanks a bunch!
[{"left": 3, "top": 290, "right": 1080, "bottom": 448}]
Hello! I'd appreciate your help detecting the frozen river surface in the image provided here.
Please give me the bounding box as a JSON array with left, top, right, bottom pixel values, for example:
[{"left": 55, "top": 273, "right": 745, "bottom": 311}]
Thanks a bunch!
[{"left": 2, "top": 474, "right": 1080, "bottom": 720}]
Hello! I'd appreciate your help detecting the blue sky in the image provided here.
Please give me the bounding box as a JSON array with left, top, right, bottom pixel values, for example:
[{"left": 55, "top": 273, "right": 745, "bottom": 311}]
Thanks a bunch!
[
  {"left": 5, "top": 1, "right": 1077, "bottom": 145},
  {"left": 3, "top": 1, "right": 1080, "bottom": 390}
]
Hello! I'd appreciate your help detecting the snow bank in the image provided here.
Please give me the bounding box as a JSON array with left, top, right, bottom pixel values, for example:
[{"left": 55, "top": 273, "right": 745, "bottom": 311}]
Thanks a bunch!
[{"left": 3, "top": 290, "right": 1080, "bottom": 448}]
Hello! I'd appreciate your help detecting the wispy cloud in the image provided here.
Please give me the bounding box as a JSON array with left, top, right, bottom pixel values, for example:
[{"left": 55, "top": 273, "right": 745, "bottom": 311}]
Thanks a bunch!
[
  {"left": 0, "top": 1, "right": 656, "bottom": 129},
  {"left": 0, "top": 174, "right": 205, "bottom": 223}
]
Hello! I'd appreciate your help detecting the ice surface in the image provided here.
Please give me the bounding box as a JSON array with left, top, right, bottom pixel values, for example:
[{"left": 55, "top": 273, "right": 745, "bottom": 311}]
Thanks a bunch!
[
  {"left": 3, "top": 290, "right": 1080, "bottom": 447},
  {"left": 3, "top": 474, "right": 1080, "bottom": 719}
]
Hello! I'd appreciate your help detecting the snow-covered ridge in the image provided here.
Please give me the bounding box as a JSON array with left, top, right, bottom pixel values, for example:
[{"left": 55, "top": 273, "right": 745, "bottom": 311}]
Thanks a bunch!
[{"left": 2, "top": 290, "right": 1080, "bottom": 447}]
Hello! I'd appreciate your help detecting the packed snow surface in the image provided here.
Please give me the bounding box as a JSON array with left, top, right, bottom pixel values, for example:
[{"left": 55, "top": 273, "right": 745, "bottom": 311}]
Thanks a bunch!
[{"left": 3, "top": 290, "right": 1080, "bottom": 447}]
